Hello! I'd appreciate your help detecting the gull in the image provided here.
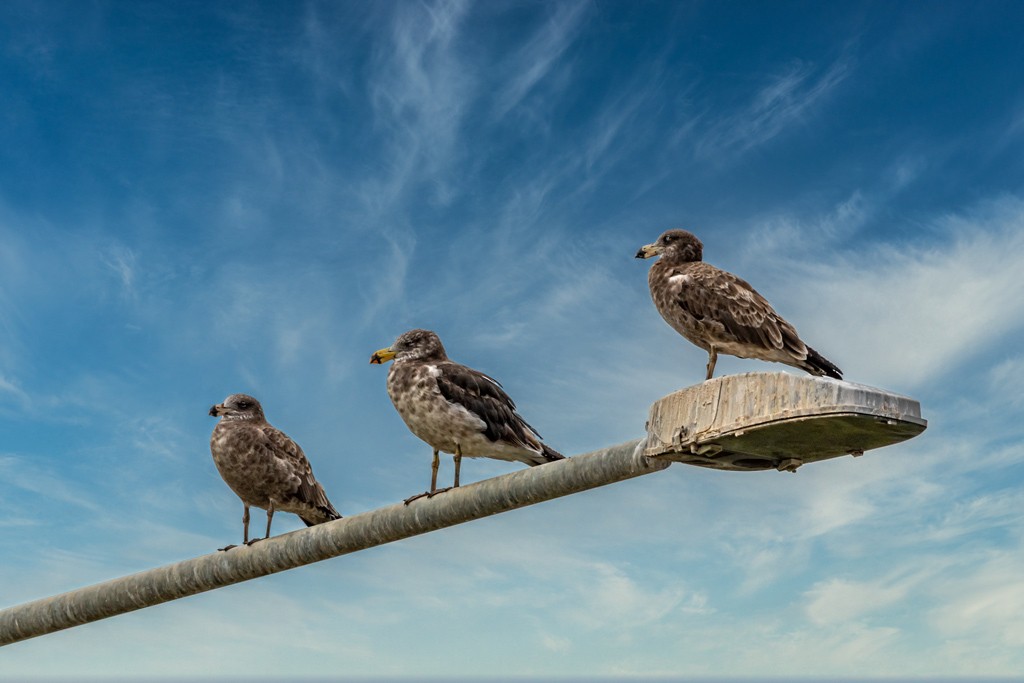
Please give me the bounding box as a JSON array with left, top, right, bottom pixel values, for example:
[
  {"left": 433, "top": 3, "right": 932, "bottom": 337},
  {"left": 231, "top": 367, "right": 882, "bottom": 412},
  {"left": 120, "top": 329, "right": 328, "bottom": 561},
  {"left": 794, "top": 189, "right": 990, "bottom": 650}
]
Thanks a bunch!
[
  {"left": 636, "top": 229, "right": 842, "bottom": 380},
  {"left": 370, "top": 329, "right": 564, "bottom": 503},
  {"left": 209, "top": 393, "right": 341, "bottom": 550}
]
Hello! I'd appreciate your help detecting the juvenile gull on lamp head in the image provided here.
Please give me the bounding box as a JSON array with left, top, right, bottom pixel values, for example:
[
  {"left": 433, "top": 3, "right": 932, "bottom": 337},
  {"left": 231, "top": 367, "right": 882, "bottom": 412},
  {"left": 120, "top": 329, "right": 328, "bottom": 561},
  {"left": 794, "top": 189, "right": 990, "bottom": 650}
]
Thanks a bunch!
[
  {"left": 636, "top": 229, "right": 843, "bottom": 381},
  {"left": 209, "top": 393, "right": 341, "bottom": 550},
  {"left": 370, "top": 329, "right": 565, "bottom": 504}
]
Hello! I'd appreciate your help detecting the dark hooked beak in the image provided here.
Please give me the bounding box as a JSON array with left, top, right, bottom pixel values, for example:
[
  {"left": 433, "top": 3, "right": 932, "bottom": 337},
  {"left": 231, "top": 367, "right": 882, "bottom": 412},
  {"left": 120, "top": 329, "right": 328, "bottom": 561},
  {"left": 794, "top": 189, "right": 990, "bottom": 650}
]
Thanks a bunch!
[{"left": 209, "top": 404, "right": 222, "bottom": 417}]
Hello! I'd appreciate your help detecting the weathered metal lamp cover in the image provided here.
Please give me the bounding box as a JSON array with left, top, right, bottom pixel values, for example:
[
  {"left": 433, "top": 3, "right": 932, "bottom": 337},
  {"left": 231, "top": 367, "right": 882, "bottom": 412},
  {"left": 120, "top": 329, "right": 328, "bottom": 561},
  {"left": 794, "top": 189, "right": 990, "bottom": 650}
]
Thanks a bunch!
[{"left": 644, "top": 372, "right": 927, "bottom": 472}]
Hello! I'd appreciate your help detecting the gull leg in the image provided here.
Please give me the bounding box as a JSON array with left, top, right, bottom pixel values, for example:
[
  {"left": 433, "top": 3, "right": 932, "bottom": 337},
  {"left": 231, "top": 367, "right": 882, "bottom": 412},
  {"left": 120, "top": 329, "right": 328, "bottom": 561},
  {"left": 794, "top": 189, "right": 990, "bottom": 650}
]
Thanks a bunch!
[
  {"left": 452, "top": 443, "right": 462, "bottom": 488},
  {"left": 705, "top": 348, "right": 718, "bottom": 380},
  {"left": 219, "top": 504, "right": 249, "bottom": 552},
  {"left": 405, "top": 448, "right": 453, "bottom": 505},
  {"left": 430, "top": 448, "right": 439, "bottom": 492},
  {"left": 247, "top": 501, "right": 274, "bottom": 546}
]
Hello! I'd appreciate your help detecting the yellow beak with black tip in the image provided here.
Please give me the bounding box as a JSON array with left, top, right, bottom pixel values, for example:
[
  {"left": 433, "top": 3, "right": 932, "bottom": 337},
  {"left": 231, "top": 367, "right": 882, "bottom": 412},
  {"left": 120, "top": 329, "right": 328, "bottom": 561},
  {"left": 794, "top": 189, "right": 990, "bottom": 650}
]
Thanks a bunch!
[
  {"left": 370, "top": 347, "right": 396, "bottom": 364},
  {"left": 635, "top": 242, "right": 662, "bottom": 259}
]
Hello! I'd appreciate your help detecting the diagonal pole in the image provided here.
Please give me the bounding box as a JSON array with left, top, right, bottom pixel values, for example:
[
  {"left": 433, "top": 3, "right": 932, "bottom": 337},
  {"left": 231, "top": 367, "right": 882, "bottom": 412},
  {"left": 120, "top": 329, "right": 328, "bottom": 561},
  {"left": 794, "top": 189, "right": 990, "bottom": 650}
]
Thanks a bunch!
[{"left": 0, "top": 439, "right": 664, "bottom": 647}]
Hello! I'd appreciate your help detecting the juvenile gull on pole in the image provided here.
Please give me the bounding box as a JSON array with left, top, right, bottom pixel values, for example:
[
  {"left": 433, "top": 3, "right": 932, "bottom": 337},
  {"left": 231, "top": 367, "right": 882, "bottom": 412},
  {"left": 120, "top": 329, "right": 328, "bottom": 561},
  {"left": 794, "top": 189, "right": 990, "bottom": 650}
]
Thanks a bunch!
[
  {"left": 636, "top": 229, "right": 842, "bottom": 381},
  {"left": 370, "top": 329, "right": 564, "bottom": 503},
  {"left": 209, "top": 393, "right": 341, "bottom": 550}
]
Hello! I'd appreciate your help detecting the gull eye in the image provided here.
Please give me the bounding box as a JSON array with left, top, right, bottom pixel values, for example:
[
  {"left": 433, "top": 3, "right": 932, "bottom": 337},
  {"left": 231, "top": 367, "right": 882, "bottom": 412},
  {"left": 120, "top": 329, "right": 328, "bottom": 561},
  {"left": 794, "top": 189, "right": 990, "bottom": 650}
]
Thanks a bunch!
[{"left": 237, "top": 401, "right": 251, "bottom": 409}]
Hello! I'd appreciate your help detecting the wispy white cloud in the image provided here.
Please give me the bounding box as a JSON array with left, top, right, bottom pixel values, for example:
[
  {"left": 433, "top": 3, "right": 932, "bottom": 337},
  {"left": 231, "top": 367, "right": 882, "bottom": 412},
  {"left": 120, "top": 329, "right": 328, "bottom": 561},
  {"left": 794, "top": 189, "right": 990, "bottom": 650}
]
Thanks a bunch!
[
  {"left": 790, "top": 196, "right": 1024, "bottom": 389},
  {"left": 0, "top": 373, "right": 29, "bottom": 405},
  {"left": 354, "top": 229, "right": 415, "bottom": 331},
  {"left": 923, "top": 487, "right": 1024, "bottom": 543},
  {"left": 100, "top": 243, "right": 138, "bottom": 299},
  {"left": 929, "top": 549, "right": 1024, "bottom": 648},
  {"left": 738, "top": 189, "right": 871, "bottom": 264},
  {"left": 491, "top": 1, "right": 589, "bottom": 119},
  {"left": 988, "top": 353, "right": 1024, "bottom": 409},
  {"left": 694, "top": 55, "right": 852, "bottom": 162},
  {"left": 887, "top": 154, "right": 928, "bottom": 191},
  {"left": 0, "top": 453, "right": 102, "bottom": 513},
  {"left": 734, "top": 621, "right": 905, "bottom": 675},
  {"left": 365, "top": 0, "right": 475, "bottom": 207},
  {"left": 0, "top": 215, "right": 35, "bottom": 372},
  {"left": 804, "top": 570, "right": 929, "bottom": 626},
  {"left": 494, "top": 66, "right": 670, "bottom": 223},
  {"left": 293, "top": 2, "right": 359, "bottom": 104}
]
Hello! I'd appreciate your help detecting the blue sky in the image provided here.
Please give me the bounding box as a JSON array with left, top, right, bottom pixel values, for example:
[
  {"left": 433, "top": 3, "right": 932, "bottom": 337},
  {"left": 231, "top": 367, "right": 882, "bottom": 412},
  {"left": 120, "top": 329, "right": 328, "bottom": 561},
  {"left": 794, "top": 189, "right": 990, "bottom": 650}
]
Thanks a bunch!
[{"left": 2, "top": 0, "right": 1024, "bottom": 678}]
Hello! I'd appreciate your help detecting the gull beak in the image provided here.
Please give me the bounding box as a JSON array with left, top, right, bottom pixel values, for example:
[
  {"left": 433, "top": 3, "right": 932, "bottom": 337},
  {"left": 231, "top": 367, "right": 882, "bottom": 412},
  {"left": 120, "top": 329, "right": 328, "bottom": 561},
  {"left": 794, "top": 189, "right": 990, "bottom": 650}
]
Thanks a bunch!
[
  {"left": 635, "top": 243, "right": 661, "bottom": 259},
  {"left": 370, "top": 347, "right": 397, "bottom": 365},
  {"left": 209, "top": 404, "right": 225, "bottom": 417}
]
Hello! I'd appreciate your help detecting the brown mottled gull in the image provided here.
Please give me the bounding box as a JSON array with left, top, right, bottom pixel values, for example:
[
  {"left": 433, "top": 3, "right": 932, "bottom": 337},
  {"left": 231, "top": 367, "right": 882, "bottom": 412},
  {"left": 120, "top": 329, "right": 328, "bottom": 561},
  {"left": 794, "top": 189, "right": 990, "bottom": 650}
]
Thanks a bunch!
[
  {"left": 636, "top": 229, "right": 842, "bottom": 381},
  {"left": 370, "top": 329, "right": 564, "bottom": 503},
  {"left": 209, "top": 393, "right": 341, "bottom": 550}
]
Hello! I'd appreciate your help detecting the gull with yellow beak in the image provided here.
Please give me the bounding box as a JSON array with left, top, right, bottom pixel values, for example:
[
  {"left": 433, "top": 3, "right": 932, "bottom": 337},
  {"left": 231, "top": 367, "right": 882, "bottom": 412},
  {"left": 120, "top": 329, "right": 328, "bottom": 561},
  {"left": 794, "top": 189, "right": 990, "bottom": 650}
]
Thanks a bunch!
[
  {"left": 371, "top": 329, "right": 565, "bottom": 503},
  {"left": 636, "top": 229, "right": 843, "bottom": 381}
]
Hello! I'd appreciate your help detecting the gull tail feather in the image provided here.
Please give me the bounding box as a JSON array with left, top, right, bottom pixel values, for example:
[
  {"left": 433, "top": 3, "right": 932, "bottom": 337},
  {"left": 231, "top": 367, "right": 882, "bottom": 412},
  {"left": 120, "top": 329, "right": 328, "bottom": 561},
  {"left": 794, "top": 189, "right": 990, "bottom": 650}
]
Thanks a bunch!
[
  {"left": 300, "top": 505, "right": 342, "bottom": 527},
  {"left": 803, "top": 346, "right": 843, "bottom": 380},
  {"left": 536, "top": 443, "right": 565, "bottom": 463}
]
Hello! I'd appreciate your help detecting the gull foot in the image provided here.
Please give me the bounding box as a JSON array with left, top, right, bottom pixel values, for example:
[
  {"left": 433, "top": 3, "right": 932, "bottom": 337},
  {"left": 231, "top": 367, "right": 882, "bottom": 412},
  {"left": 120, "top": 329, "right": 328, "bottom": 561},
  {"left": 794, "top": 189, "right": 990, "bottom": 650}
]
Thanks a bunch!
[
  {"left": 218, "top": 544, "right": 238, "bottom": 552},
  {"left": 403, "top": 487, "right": 452, "bottom": 505}
]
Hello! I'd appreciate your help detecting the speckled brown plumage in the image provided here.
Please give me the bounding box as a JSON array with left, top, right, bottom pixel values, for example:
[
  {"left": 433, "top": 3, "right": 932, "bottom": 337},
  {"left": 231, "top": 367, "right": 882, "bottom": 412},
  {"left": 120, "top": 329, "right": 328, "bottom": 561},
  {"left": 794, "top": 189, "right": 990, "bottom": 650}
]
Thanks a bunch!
[
  {"left": 636, "top": 229, "right": 842, "bottom": 380},
  {"left": 209, "top": 393, "right": 340, "bottom": 548},
  {"left": 371, "top": 329, "right": 564, "bottom": 502}
]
